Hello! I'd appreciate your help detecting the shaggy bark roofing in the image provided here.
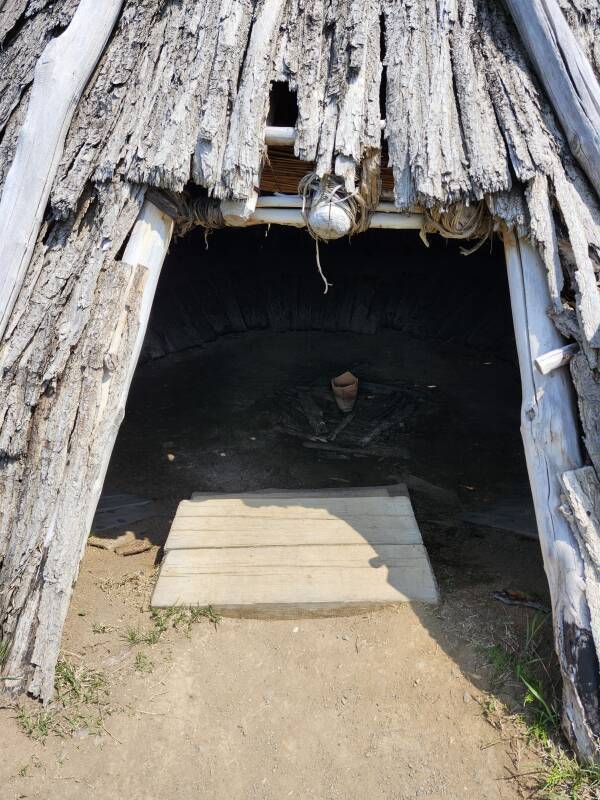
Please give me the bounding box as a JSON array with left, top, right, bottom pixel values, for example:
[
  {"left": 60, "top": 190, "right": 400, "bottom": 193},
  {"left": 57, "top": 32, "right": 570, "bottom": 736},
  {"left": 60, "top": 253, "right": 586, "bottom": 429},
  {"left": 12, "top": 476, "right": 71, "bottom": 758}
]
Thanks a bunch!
[
  {"left": 0, "top": 1, "right": 597, "bottom": 217},
  {"left": 2, "top": 0, "right": 599, "bottom": 351}
]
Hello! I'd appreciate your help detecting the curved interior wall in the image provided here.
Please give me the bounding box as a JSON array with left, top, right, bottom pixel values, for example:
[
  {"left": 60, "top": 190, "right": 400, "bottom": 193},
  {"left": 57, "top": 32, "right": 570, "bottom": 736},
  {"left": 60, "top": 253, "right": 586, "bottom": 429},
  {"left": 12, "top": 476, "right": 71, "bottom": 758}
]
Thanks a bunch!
[{"left": 142, "top": 226, "right": 515, "bottom": 362}]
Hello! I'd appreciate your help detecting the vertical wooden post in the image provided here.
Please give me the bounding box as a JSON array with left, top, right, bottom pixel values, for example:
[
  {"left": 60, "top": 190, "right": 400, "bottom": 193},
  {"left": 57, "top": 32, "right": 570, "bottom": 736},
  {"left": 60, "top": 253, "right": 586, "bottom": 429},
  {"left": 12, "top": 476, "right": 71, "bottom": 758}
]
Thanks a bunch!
[
  {"left": 83, "top": 200, "right": 175, "bottom": 541},
  {"left": 504, "top": 231, "right": 599, "bottom": 759}
]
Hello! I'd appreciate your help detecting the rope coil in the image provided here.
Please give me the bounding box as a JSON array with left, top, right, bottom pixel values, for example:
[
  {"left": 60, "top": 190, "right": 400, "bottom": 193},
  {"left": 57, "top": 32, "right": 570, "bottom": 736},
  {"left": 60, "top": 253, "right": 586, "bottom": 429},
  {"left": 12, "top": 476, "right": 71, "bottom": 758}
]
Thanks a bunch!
[
  {"left": 298, "top": 172, "right": 377, "bottom": 293},
  {"left": 146, "top": 188, "right": 224, "bottom": 239},
  {"left": 420, "top": 202, "right": 494, "bottom": 254}
]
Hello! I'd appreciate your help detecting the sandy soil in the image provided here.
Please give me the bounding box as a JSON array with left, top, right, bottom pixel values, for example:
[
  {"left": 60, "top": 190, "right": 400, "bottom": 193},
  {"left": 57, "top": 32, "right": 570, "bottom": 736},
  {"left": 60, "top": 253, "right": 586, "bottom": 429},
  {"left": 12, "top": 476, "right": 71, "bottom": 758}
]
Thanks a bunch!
[
  {"left": 2, "top": 544, "right": 547, "bottom": 800},
  {"left": 0, "top": 331, "right": 552, "bottom": 799}
]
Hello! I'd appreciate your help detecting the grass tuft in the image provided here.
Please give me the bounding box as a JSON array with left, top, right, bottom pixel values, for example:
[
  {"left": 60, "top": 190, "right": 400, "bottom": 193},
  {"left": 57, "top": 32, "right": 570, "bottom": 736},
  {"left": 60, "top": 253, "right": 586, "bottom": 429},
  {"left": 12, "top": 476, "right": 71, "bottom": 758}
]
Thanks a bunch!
[
  {"left": 540, "top": 752, "right": 600, "bottom": 798},
  {"left": 480, "top": 611, "right": 600, "bottom": 798},
  {"left": 122, "top": 606, "right": 220, "bottom": 649},
  {"left": 151, "top": 605, "right": 220, "bottom": 633},
  {"left": 54, "top": 658, "right": 107, "bottom": 707},
  {"left": 122, "top": 627, "right": 145, "bottom": 645},
  {"left": 134, "top": 652, "right": 154, "bottom": 674},
  {"left": 17, "top": 708, "right": 55, "bottom": 740},
  {"left": 483, "top": 612, "right": 559, "bottom": 742},
  {"left": 17, "top": 657, "right": 112, "bottom": 741}
]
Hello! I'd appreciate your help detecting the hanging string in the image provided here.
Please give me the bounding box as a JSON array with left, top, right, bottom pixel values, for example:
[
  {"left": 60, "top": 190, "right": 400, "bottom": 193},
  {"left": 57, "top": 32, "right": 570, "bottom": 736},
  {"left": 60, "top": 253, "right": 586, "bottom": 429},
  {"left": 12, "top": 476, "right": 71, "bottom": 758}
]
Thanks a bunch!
[
  {"left": 298, "top": 173, "right": 377, "bottom": 293},
  {"left": 314, "top": 238, "right": 332, "bottom": 294}
]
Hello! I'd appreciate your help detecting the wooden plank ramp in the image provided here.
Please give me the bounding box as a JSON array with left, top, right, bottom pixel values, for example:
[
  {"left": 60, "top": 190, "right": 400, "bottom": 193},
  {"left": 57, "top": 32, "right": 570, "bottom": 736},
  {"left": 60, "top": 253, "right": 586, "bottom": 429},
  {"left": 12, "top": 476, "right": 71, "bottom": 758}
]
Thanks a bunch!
[{"left": 151, "top": 485, "right": 438, "bottom": 617}]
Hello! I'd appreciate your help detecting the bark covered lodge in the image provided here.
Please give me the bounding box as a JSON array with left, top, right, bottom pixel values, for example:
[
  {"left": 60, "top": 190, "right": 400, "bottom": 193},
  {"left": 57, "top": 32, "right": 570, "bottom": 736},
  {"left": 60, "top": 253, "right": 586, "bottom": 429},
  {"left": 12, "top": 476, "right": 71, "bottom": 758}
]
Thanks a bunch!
[{"left": 1, "top": 0, "right": 600, "bottom": 761}]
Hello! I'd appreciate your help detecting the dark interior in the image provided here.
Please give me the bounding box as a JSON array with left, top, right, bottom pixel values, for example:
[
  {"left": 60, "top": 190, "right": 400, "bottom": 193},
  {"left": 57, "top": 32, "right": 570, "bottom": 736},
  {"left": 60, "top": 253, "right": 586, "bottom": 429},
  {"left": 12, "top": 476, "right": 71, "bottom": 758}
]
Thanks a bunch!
[{"left": 102, "top": 224, "right": 535, "bottom": 552}]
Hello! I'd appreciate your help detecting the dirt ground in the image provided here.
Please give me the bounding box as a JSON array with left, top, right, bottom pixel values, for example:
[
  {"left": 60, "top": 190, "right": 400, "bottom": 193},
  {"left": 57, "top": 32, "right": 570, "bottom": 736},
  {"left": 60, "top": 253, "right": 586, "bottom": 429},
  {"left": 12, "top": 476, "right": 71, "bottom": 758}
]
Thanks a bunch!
[{"left": 0, "top": 331, "right": 556, "bottom": 799}]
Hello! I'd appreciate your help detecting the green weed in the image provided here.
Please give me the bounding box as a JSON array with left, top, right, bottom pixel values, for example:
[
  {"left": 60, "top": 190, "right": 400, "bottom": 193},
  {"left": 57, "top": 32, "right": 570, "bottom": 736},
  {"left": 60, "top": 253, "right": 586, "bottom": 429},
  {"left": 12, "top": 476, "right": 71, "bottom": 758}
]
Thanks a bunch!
[
  {"left": 17, "top": 657, "right": 111, "bottom": 741},
  {"left": 17, "top": 708, "right": 55, "bottom": 740},
  {"left": 484, "top": 612, "right": 558, "bottom": 741},
  {"left": 540, "top": 752, "right": 600, "bottom": 799},
  {"left": 134, "top": 652, "right": 154, "bottom": 674},
  {"left": 92, "top": 623, "right": 109, "bottom": 634},
  {"left": 122, "top": 627, "right": 145, "bottom": 645},
  {"left": 54, "top": 658, "right": 107, "bottom": 706},
  {"left": 151, "top": 605, "right": 220, "bottom": 631},
  {"left": 478, "top": 612, "right": 600, "bottom": 797}
]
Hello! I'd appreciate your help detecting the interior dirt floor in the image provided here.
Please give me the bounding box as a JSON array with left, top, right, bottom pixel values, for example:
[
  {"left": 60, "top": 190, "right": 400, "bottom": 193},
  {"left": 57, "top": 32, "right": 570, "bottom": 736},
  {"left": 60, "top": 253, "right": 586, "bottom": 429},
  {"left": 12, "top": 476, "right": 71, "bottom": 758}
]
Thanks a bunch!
[{"left": 0, "top": 327, "right": 556, "bottom": 799}]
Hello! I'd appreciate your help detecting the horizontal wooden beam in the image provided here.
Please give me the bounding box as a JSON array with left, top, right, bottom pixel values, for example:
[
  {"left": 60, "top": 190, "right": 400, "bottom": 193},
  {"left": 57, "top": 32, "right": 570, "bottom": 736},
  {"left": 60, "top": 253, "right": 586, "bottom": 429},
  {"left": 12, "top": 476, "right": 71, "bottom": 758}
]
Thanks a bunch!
[
  {"left": 255, "top": 196, "right": 405, "bottom": 214},
  {"left": 227, "top": 206, "right": 423, "bottom": 231},
  {"left": 534, "top": 343, "right": 579, "bottom": 374},
  {"left": 265, "top": 120, "right": 386, "bottom": 148}
]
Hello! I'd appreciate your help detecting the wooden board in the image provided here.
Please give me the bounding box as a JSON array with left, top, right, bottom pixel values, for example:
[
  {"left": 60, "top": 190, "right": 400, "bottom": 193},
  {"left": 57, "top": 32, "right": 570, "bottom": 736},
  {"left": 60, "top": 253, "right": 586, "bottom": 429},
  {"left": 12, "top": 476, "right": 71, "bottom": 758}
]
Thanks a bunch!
[
  {"left": 190, "top": 484, "right": 409, "bottom": 501},
  {"left": 461, "top": 498, "right": 538, "bottom": 540},
  {"left": 92, "top": 493, "right": 154, "bottom": 532},
  {"left": 152, "top": 489, "right": 438, "bottom": 615},
  {"left": 173, "top": 496, "right": 413, "bottom": 517}
]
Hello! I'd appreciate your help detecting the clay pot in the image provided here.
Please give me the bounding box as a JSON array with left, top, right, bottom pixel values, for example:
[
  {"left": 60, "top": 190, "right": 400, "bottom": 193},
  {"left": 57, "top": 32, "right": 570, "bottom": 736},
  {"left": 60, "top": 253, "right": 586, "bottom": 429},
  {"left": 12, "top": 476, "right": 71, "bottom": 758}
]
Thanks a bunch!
[{"left": 331, "top": 371, "right": 358, "bottom": 413}]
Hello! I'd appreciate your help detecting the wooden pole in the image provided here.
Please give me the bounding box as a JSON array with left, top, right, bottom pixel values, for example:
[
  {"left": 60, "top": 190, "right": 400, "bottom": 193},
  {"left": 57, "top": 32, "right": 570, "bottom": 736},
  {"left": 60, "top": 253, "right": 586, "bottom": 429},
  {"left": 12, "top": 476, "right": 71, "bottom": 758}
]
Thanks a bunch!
[
  {"left": 0, "top": 200, "right": 173, "bottom": 702},
  {"left": 227, "top": 206, "right": 424, "bottom": 231},
  {"left": 535, "top": 343, "right": 579, "bottom": 375},
  {"left": 0, "top": 0, "right": 124, "bottom": 342},
  {"left": 502, "top": 0, "right": 600, "bottom": 200},
  {"left": 86, "top": 200, "right": 175, "bottom": 527},
  {"left": 504, "top": 231, "right": 599, "bottom": 760},
  {"left": 264, "top": 121, "right": 386, "bottom": 148}
]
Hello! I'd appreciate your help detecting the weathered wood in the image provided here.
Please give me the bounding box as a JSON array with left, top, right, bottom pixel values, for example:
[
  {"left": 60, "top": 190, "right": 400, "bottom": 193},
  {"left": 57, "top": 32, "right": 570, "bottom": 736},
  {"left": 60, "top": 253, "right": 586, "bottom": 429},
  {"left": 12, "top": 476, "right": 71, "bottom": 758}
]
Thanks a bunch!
[
  {"left": 535, "top": 343, "right": 579, "bottom": 375},
  {"left": 0, "top": 0, "right": 588, "bottom": 227},
  {"left": 561, "top": 466, "right": 600, "bottom": 729},
  {"left": 0, "top": 194, "right": 173, "bottom": 702},
  {"left": 333, "top": 0, "right": 381, "bottom": 190},
  {"left": 217, "top": 0, "right": 288, "bottom": 199},
  {"left": 504, "top": 232, "right": 599, "bottom": 760},
  {"left": 0, "top": 0, "right": 77, "bottom": 140},
  {"left": 570, "top": 352, "right": 600, "bottom": 477},
  {"left": 383, "top": 0, "right": 470, "bottom": 209},
  {"left": 0, "top": 0, "right": 124, "bottom": 341},
  {"left": 173, "top": 496, "right": 415, "bottom": 519},
  {"left": 0, "top": 0, "right": 599, "bottom": 761},
  {"left": 224, "top": 206, "right": 423, "bottom": 230},
  {"left": 152, "top": 492, "right": 437, "bottom": 613},
  {"left": 502, "top": 0, "right": 600, "bottom": 200},
  {"left": 190, "top": 484, "right": 409, "bottom": 500},
  {"left": 193, "top": 0, "right": 254, "bottom": 189}
]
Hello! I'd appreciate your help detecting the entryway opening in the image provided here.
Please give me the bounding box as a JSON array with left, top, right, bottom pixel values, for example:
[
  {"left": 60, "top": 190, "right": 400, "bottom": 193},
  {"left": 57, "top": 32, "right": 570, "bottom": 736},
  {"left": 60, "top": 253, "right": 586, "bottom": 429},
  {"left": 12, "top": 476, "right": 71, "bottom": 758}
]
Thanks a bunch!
[{"left": 99, "top": 223, "right": 537, "bottom": 561}]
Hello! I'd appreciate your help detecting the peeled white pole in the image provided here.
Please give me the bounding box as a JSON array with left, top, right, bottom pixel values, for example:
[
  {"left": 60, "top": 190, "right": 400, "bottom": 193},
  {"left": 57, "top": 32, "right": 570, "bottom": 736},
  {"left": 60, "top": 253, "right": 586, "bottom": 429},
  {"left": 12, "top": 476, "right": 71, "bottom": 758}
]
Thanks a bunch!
[
  {"left": 83, "top": 199, "right": 174, "bottom": 593},
  {"left": 265, "top": 121, "right": 386, "bottom": 148},
  {"left": 535, "top": 343, "right": 579, "bottom": 375},
  {"left": 237, "top": 207, "right": 423, "bottom": 231},
  {"left": 0, "top": 0, "right": 124, "bottom": 342},
  {"left": 255, "top": 196, "right": 411, "bottom": 215}
]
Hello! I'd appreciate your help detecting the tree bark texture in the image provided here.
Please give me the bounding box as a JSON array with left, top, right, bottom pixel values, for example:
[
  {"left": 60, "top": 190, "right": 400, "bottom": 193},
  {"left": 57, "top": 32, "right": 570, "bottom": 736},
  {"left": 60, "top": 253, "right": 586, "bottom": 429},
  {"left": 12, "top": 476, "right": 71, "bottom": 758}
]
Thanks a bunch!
[{"left": 0, "top": 0, "right": 124, "bottom": 340}]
